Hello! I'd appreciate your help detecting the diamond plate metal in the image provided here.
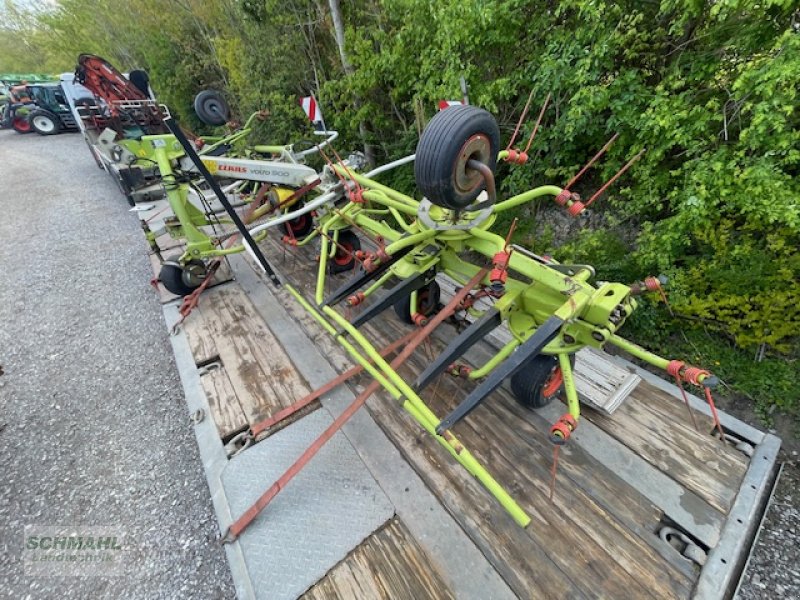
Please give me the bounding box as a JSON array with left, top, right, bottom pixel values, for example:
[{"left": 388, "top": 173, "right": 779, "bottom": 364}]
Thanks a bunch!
[{"left": 222, "top": 408, "right": 394, "bottom": 600}]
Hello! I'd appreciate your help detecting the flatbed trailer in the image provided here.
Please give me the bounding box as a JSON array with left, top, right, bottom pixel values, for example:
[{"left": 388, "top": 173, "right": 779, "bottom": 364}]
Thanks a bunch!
[{"left": 139, "top": 202, "right": 779, "bottom": 600}]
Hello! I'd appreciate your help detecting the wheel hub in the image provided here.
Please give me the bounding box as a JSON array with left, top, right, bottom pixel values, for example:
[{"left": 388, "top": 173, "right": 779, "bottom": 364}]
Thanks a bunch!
[
  {"left": 182, "top": 262, "right": 207, "bottom": 286},
  {"left": 454, "top": 135, "right": 490, "bottom": 195}
]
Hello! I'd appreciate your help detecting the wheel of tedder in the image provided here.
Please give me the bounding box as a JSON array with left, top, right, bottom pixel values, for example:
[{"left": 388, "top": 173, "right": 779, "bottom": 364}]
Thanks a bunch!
[
  {"left": 414, "top": 105, "right": 500, "bottom": 211},
  {"left": 511, "top": 354, "right": 575, "bottom": 410},
  {"left": 194, "top": 90, "right": 230, "bottom": 126},
  {"left": 29, "top": 109, "right": 61, "bottom": 135},
  {"left": 329, "top": 230, "right": 361, "bottom": 274},
  {"left": 280, "top": 201, "right": 314, "bottom": 238},
  {"left": 393, "top": 280, "right": 441, "bottom": 324},
  {"left": 159, "top": 256, "right": 208, "bottom": 296}
]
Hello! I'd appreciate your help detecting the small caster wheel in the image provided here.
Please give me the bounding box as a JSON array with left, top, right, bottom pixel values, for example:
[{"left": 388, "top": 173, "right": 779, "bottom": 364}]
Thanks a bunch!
[
  {"left": 159, "top": 255, "right": 207, "bottom": 296},
  {"left": 280, "top": 202, "right": 314, "bottom": 238},
  {"left": 511, "top": 354, "right": 575, "bottom": 409},
  {"left": 329, "top": 230, "right": 361, "bottom": 274},
  {"left": 393, "top": 280, "right": 441, "bottom": 324}
]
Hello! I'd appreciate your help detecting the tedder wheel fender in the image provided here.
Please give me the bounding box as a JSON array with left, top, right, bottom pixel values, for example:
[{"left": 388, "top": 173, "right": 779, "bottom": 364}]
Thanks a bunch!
[
  {"left": 511, "top": 353, "right": 576, "bottom": 410},
  {"left": 193, "top": 90, "right": 230, "bottom": 126},
  {"left": 329, "top": 230, "right": 361, "bottom": 274},
  {"left": 393, "top": 280, "right": 441, "bottom": 324},
  {"left": 159, "top": 256, "right": 207, "bottom": 296},
  {"left": 28, "top": 109, "right": 61, "bottom": 135},
  {"left": 414, "top": 105, "right": 500, "bottom": 211}
]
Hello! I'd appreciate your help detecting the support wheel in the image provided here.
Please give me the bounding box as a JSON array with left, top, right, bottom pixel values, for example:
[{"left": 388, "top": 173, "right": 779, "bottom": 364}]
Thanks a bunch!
[
  {"left": 194, "top": 90, "right": 230, "bottom": 126},
  {"left": 280, "top": 202, "right": 314, "bottom": 238},
  {"left": 414, "top": 105, "right": 500, "bottom": 210},
  {"left": 393, "top": 280, "right": 441, "bottom": 324},
  {"left": 159, "top": 256, "right": 208, "bottom": 296},
  {"left": 511, "top": 354, "right": 575, "bottom": 410},
  {"left": 329, "top": 230, "right": 361, "bottom": 274},
  {"left": 29, "top": 109, "right": 61, "bottom": 135}
]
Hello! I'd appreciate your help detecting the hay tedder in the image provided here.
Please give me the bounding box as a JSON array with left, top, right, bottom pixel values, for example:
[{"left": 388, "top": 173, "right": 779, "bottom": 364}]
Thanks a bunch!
[{"left": 161, "top": 101, "right": 728, "bottom": 537}]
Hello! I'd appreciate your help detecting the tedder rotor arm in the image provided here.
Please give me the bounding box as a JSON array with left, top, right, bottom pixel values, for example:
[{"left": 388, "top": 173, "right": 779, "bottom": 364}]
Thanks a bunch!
[
  {"left": 164, "top": 118, "right": 281, "bottom": 286},
  {"left": 435, "top": 315, "right": 564, "bottom": 434}
]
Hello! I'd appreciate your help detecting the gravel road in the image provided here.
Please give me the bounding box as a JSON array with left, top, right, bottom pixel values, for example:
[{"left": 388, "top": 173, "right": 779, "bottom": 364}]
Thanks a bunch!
[{"left": 0, "top": 129, "right": 234, "bottom": 598}]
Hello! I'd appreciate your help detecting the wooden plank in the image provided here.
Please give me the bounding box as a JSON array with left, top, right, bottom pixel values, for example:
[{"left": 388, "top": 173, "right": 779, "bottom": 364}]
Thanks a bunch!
[
  {"left": 302, "top": 518, "right": 453, "bottom": 600},
  {"left": 182, "top": 296, "right": 220, "bottom": 365},
  {"left": 583, "top": 383, "right": 748, "bottom": 513},
  {"left": 192, "top": 286, "right": 312, "bottom": 424},
  {"left": 198, "top": 364, "right": 248, "bottom": 440}
]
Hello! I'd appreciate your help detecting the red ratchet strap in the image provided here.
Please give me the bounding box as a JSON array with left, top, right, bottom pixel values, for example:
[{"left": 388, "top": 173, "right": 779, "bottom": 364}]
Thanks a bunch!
[
  {"left": 249, "top": 329, "right": 417, "bottom": 439},
  {"left": 220, "top": 268, "right": 489, "bottom": 543}
]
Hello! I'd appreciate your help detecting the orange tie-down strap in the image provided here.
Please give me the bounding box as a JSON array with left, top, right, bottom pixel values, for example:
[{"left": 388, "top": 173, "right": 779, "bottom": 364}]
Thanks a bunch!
[{"left": 221, "top": 268, "right": 488, "bottom": 543}]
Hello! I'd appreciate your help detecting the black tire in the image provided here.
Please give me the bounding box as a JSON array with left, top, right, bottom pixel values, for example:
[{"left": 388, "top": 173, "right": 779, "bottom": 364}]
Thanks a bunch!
[
  {"left": 280, "top": 202, "right": 314, "bottom": 238},
  {"left": 159, "top": 257, "right": 207, "bottom": 296},
  {"left": 393, "top": 280, "right": 441, "bottom": 324},
  {"left": 194, "top": 90, "right": 230, "bottom": 126},
  {"left": 414, "top": 105, "right": 500, "bottom": 211},
  {"left": 28, "top": 109, "right": 61, "bottom": 135},
  {"left": 329, "top": 230, "right": 361, "bottom": 274},
  {"left": 511, "top": 354, "right": 576, "bottom": 410},
  {"left": 128, "top": 70, "right": 151, "bottom": 98}
]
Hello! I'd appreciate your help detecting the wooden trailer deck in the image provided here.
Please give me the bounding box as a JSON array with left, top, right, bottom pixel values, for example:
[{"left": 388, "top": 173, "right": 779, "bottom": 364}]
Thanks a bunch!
[{"left": 145, "top": 219, "right": 779, "bottom": 600}]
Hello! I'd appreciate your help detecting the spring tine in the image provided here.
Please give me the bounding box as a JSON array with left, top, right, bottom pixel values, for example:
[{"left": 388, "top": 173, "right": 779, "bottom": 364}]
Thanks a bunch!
[
  {"left": 436, "top": 315, "right": 564, "bottom": 433},
  {"left": 564, "top": 133, "right": 620, "bottom": 192},
  {"left": 322, "top": 246, "right": 413, "bottom": 307},
  {"left": 349, "top": 271, "right": 433, "bottom": 328},
  {"left": 414, "top": 307, "right": 502, "bottom": 391},
  {"left": 584, "top": 148, "right": 646, "bottom": 208}
]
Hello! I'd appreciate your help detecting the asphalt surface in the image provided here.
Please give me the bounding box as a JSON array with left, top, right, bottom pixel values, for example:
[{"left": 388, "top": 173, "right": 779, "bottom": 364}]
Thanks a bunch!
[{"left": 0, "top": 129, "right": 234, "bottom": 598}]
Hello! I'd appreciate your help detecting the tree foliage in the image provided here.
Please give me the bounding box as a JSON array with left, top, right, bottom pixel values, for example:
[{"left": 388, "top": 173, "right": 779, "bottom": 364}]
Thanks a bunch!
[{"left": 3, "top": 0, "right": 798, "bottom": 411}]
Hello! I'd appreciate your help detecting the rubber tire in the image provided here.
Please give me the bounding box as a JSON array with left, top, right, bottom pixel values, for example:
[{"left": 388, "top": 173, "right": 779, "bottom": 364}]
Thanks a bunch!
[
  {"left": 12, "top": 114, "right": 31, "bottom": 134},
  {"left": 159, "top": 258, "right": 207, "bottom": 296},
  {"left": 280, "top": 202, "right": 314, "bottom": 238},
  {"left": 194, "top": 90, "right": 230, "bottom": 126},
  {"left": 28, "top": 109, "right": 61, "bottom": 135},
  {"left": 511, "top": 354, "right": 576, "bottom": 410},
  {"left": 329, "top": 230, "right": 361, "bottom": 274},
  {"left": 393, "top": 280, "right": 441, "bottom": 324},
  {"left": 414, "top": 105, "right": 500, "bottom": 210}
]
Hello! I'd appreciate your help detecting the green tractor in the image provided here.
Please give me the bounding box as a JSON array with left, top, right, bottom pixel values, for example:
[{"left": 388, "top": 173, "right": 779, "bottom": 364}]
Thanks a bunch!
[{"left": 21, "top": 82, "right": 86, "bottom": 135}]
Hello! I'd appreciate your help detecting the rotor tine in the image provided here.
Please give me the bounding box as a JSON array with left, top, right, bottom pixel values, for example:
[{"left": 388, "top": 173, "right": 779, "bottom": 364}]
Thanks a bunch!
[
  {"left": 435, "top": 315, "right": 564, "bottom": 434},
  {"left": 349, "top": 271, "right": 433, "bottom": 329},
  {"left": 564, "top": 132, "right": 620, "bottom": 191},
  {"left": 415, "top": 308, "right": 502, "bottom": 391},
  {"left": 584, "top": 148, "right": 646, "bottom": 208}
]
